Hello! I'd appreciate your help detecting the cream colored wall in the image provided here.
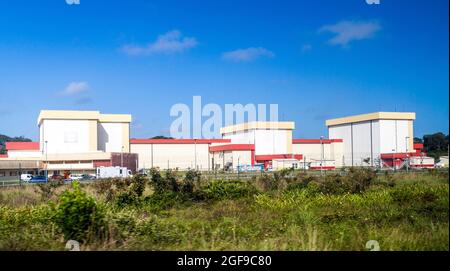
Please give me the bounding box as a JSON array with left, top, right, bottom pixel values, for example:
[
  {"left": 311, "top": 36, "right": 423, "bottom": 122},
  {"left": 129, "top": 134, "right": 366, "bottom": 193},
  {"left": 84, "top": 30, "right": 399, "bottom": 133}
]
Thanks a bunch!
[
  {"left": 7, "top": 150, "right": 42, "bottom": 158},
  {"left": 97, "top": 122, "right": 127, "bottom": 152},
  {"left": 130, "top": 143, "right": 211, "bottom": 171},
  {"left": 292, "top": 143, "right": 332, "bottom": 161},
  {"left": 326, "top": 112, "right": 416, "bottom": 126},
  {"left": 41, "top": 119, "right": 91, "bottom": 154},
  {"left": 292, "top": 142, "right": 344, "bottom": 168},
  {"left": 330, "top": 142, "right": 344, "bottom": 167},
  {"left": 211, "top": 151, "right": 223, "bottom": 170},
  {"left": 89, "top": 120, "right": 98, "bottom": 151},
  {"left": 122, "top": 123, "right": 130, "bottom": 152}
]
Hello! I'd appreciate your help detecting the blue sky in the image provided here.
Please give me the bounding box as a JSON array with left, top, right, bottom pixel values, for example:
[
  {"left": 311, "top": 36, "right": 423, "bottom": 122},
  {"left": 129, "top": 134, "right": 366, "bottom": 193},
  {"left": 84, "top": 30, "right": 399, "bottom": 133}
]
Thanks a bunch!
[{"left": 0, "top": 0, "right": 448, "bottom": 141}]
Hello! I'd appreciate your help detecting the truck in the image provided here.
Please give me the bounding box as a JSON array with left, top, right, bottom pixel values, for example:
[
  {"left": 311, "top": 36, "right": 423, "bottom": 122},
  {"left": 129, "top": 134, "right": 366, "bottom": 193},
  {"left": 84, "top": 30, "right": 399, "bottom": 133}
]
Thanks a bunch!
[{"left": 96, "top": 166, "right": 133, "bottom": 179}]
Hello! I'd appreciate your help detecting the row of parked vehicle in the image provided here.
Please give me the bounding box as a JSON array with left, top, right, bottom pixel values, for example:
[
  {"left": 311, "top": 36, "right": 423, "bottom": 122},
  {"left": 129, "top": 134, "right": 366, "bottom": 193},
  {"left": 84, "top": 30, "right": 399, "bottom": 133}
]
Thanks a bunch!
[
  {"left": 19, "top": 167, "right": 134, "bottom": 183},
  {"left": 20, "top": 173, "right": 97, "bottom": 183}
]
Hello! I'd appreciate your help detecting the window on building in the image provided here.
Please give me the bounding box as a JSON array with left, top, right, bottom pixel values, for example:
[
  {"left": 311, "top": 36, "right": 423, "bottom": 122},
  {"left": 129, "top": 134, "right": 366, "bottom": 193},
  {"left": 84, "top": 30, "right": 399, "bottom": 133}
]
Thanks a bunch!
[{"left": 64, "top": 131, "right": 78, "bottom": 143}]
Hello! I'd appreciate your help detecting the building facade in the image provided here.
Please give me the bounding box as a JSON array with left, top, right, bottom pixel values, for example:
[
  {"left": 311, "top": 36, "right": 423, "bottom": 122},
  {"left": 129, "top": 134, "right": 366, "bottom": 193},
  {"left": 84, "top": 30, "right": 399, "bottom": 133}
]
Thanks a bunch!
[
  {"left": 326, "top": 112, "right": 416, "bottom": 167},
  {"left": 0, "top": 110, "right": 137, "bottom": 178},
  {"left": 0, "top": 110, "right": 433, "bottom": 177}
]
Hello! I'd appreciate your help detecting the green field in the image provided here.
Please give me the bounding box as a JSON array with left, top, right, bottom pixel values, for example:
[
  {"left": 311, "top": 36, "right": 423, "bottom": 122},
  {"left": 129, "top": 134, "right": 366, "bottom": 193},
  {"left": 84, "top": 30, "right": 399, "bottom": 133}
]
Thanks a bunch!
[{"left": 0, "top": 168, "right": 448, "bottom": 251}]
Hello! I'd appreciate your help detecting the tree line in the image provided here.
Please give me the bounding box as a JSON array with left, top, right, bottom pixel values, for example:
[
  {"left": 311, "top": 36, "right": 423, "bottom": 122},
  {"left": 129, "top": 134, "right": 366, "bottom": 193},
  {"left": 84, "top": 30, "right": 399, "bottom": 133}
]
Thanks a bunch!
[{"left": 414, "top": 132, "right": 449, "bottom": 160}]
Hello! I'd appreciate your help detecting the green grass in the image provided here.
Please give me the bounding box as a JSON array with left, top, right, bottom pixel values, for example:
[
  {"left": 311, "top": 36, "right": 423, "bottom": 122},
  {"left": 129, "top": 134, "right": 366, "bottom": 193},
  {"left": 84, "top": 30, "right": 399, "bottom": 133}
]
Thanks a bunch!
[{"left": 0, "top": 170, "right": 448, "bottom": 251}]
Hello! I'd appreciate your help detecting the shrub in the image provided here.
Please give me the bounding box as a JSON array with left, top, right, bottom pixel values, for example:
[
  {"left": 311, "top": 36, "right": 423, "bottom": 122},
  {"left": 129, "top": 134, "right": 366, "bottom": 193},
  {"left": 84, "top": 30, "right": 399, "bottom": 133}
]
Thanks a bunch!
[
  {"left": 149, "top": 168, "right": 168, "bottom": 194},
  {"left": 345, "top": 167, "right": 376, "bottom": 192},
  {"left": 289, "top": 172, "right": 318, "bottom": 190},
  {"left": 35, "top": 180, "right": 64, "bottom": 200},
  {"left": 256, "top": 173, "right": 277, "bottom": 192},
  {"left": 314, "top": 174, "right": 347, "bottom": 194},
  {"left": 390, "top": 185, "right": 439, "bottom": 204},
  {"left": 52, "top": 181, "right": 104, "bottom": 241},
  {"left": 130, "top": 174, "right": 147, "bottom": 197},
  {"left": 274, "top": 168, "right": 294, "bottom": 182},
  {"left": 92, "top": 179, "right": 114, "bottom": 195},
  {"left": 35, "top": 183, "right": 53, "bottom": 200},
  {"left": 143, "top": 191, "right": 185, "bottom": 211},
  {"left": 115, "top": 191, "right": 139, "bottom": 207},
  {"left": 202, "top": 180, "right": 256, "bottom": 200},
  {"left": 310, "top": 168, "right": 376, "bottom": 195},
  {"left": 182, "top": 169, "right": 201, "bottom": 196},
  {"left": 165, "top": 169, "right": 180, "bottom": 192}
]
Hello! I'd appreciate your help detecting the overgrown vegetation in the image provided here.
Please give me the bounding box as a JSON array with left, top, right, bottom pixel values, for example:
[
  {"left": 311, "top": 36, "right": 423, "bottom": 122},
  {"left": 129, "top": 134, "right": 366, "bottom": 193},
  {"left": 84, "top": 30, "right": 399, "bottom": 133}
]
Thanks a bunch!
[{"left": 0, "top": 169, "right": 448, "bottom": 250}]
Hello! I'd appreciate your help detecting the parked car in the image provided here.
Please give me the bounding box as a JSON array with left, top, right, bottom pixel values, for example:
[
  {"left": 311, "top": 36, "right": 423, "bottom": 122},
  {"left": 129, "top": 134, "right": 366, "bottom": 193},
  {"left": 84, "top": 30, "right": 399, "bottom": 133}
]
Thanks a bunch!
[
  {"left": 81, "top": 174, "right": 96, "bottom": 181},
  {"left": 50, "top": 174, "right": 64, "bottom": 181},
  {"left": 20, "top": 174, "right": 33, "bottom": 182},
  {"left": 69, "top": 174, "right": 83, "bottom": 181},
  {"left": 29, "top": 175, "right": 48, "bottom": 183}
]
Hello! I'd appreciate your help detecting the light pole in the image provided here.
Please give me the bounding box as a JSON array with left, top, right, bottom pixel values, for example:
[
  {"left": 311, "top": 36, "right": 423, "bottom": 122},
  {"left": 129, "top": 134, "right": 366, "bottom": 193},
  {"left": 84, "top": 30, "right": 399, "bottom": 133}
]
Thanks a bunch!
[
  {"left": 45, "top": 140, "right": 48, "bottom": 181},
  {"left": 320, "top": 136, "right": 324, "bottom": 175},
  {"left": 405, "top": 136, "right": 410, "bottom": 172}
]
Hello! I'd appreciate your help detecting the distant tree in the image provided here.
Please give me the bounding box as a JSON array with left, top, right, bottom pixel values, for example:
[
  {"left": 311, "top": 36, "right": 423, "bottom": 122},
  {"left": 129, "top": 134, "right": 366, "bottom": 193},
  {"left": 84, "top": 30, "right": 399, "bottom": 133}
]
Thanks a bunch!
[
  {"left": 413, "top": 137, "right": 423, "bottom": 143},
  {"left": 151, "top": 136, "right": 173, "bottom": 139},
  {"left": 0, "top": 134, "right": 32, "bottom": 154},
  {"left": 422, "top": 132, "right": 449, "bottom": 160}
]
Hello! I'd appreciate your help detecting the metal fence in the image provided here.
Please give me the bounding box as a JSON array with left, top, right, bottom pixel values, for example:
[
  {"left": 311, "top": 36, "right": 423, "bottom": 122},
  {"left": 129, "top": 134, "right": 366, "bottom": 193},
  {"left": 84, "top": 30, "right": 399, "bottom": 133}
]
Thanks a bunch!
[{"left": 0, "top": 167, "right": 447, "bottom": 188}]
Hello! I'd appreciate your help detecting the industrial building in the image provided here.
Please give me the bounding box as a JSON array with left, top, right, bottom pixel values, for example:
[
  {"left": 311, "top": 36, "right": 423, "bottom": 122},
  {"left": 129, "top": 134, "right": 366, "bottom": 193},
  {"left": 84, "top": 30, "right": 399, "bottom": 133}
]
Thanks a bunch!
[
  {"left": 326, "top": 112, "right": 415, "bottom": 167},
  {"left": 0, "top": 110, "right": 436, "bottom": 178},
  {"left": 0, "top": 110, "right": 137, "bottom": 178}
]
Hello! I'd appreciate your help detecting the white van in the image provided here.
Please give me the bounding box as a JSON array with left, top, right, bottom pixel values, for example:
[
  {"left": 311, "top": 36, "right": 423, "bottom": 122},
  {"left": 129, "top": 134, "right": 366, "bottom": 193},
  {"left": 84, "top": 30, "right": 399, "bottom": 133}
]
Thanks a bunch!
[{"left": 20, "top": 174, "right": 33, "bottom": 182}]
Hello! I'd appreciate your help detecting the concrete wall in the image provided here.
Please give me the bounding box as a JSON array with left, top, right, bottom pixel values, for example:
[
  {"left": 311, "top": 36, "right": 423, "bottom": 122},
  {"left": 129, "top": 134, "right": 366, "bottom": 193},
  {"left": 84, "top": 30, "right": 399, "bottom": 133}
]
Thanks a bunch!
[
  {"left": 328, "top": 124, "right": 354, "bottom": 166},
  {"left": 130, "top": 143, "right": 211, "bottom": 171},
  {"left": 379, "top": 119, "right": 413, "bottom": 154},
  {"left": 328, "top": 119, "right": 413, "bottom": 167},
  {"left": 98, "top": 122, "right": 124, "bottom": 152},
  {"left": 40, "top": 119, "right": 93, "bottom": 154},
  {"left": 223, "top": 129, "right": 292, "bottom": 155},
  {"left": 210, "top": 150, "right": 252, "bottom": 170},
  {"left": 7, "top": 150, "right": 42, "bottom": 158},
  {"left": 292, "top": 141, "right": 344, "bottom": 167}
]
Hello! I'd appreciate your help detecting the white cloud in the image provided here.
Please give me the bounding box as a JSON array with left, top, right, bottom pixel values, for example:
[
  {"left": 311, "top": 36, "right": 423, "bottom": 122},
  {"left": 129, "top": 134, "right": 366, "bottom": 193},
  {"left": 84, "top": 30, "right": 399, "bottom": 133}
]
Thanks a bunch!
[
  {"left": 122, "top": 30, "right": 198, "bottom": 55},
  {"left": 59, "top": 81, "right": 89, "bottom": 96},
  {"left": 319, "top": 20, "right": 381, "bottom": 46},
  {"left": 222, "top": 47, "right": 275, "bottom": 62}
]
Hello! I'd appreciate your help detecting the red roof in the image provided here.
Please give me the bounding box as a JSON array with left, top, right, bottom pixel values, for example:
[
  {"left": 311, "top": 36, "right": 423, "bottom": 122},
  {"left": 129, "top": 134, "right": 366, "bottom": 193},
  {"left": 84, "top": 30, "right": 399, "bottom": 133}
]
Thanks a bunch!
[
  {"left": 380, "top": 152, "right": 424, "bottom": 159},
  {"left": 413, "top": 143, "right": 424, "bottom": 150},
  {"left": 255, "top": 154, "right": 303, "bottom": 161},
  {"left": 5, "top": 142, "right": 40, "bottom": 151},
  {"left": 292, "top": 139, "right": 343, "bottom": 144},
  {"left": 209, "top": 144, "right": 255, "bottom": 152},
  {"left": 130, "top": 138, "right": 231, "bottom": 144},
  {"left": 0, "top": 154, "right": 8, "bottom": 158}
]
